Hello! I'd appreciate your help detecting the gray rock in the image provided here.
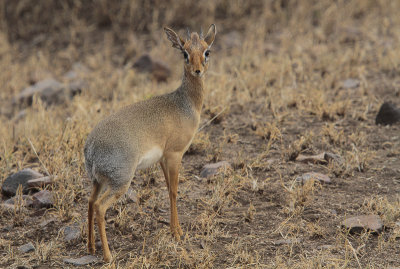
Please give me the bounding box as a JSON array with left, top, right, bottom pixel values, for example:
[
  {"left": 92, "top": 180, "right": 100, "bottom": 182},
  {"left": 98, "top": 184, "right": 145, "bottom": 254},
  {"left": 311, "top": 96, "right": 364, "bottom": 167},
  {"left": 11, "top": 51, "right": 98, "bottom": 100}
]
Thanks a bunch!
[
  {"left": 19, "top": 242, "right": 35, "bottom": 253},
  {"left": 296, "top": 172, "right": 331, "bottom": 184},
  {"left": 63, "top": 224, "right": 81, "bottom": 242},
  {"left": 296, "top": 152, "right": 342, "bottom": 165},
  {"left": 2, "top": 169, "right": 44, "bottom": 197},
  {"left": 296, "top": 153, "right": 326, "bottom": 164},
  {"left": 4, "top": 195, "right": 34, "bottom": 207},
  {"left": 376, "top": 102, "right": 400, "bottom": 125},
  {"left": 63, "top": 255, "right": 99, "bottom": 265},
  {"left": 342, "top": 78, "right": 360, "bottom": 89},
  {"left": 125, "top": 187, "right": 137, "bottom": 203},
  {"left": 15, "top": 78, "right": 66, "bottom": 106},
  {"left": 27, "top": 176, "right": 53, "bottom": 189},
  {"left": 273, "top": 238, "right": 302, "bottom": 245},
  {"left": 1, "top": 203, "right": 16, "bottom": 211},
  {"left": 200, "top": 161, "right": 232, "bottom": 178},
  {"left": 342, "top": 215, "right": 383, "bottom": 233},
  {"left": 32, "top": 190, "right": 54, "bottom": 208}
]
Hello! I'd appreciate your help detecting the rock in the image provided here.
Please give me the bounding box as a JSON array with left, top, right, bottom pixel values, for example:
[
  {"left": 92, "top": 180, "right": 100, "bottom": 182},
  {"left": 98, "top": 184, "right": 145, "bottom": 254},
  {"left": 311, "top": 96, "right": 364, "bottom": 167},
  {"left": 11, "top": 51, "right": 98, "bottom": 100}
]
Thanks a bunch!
[
  {"left": 15, "top": 78, "right": 66, "bottom": 106},
  {"left": 342, "top": 78, "right": 360, "bottom": 89},
  {"left": 273, "top": 238, "right": 302, "bottom": 245},
  {"left": 27, "top": 176, "right": 53, "bottom": 189},
  {"left": 2, "top": 169, "right": 44, "bottom": 197},
  {"left": 39, "top": 218, "right": 57, "bottom": 227},
  {"left": 13, "top": 109, "right": 27, "bottom": 122},
  {"left": 1, "top": 203, "right": 16, "bottom": 211},
  {"left": 342, "top": 215, "right": 383, "bottom": 233},
  {"left": 296, "top": 152, "right": 342, "bottom": 165},
  {"left": 63, "top": 255, "right": 99, "bottom": 265},
  {"left": 324, "top": 152, "right": 343, "bottom": 164},
  {"left": 32, "top": 190, "right": 54, "bottom": 208},
  {"left": 63, "top": 224, "right": 81, "bottom": 242},
  {"left": 200, "top": 161, "right": 232, "bottom": 178},
  {"left": 125, "top": 187, "right": 137, "bottom": 203},
  {"left": 4, "top": 195, "right": 34, "bottom": 207},
  {"left": 18, "top": 242, "right": 35, "bottom": 253},
  {"left": 375, "top": 102, "right": 400, "bottom": 125},
  {"left": 133, "top": 54, "right": 171, "bottom": 82},
  {"left": 296, "top": 172, "right": 331, "bottom": 184},
  {"left": 296, "top": 153, "right": 326, "bottom": 164}
]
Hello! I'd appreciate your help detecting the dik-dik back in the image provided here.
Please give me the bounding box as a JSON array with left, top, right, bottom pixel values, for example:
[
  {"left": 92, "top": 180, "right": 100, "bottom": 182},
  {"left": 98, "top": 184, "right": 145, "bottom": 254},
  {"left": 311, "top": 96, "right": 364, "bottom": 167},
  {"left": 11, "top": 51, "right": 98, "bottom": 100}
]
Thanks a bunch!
[{"left": 84, "top": 24, "right": 216, "bottom": 263}]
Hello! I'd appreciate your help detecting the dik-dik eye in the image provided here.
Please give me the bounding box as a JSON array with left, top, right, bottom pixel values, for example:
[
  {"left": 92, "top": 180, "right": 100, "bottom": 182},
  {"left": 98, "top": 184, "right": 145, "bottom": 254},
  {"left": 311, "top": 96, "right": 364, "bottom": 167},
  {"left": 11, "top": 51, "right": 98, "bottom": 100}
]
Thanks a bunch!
[
  {"left": 182, "top": 51, "right": 189, "bottom": 63},
  {"left": 204, "top": 50, "right": 211, "bottom": 62}
]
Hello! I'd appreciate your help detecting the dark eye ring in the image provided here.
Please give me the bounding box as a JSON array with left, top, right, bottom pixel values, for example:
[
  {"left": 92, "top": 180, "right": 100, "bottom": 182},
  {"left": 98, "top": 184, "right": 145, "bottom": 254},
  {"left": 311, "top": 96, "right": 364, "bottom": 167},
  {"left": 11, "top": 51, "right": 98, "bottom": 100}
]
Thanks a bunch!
[{"left": 205, "top": 50, "right": 210, "bottom": 57}]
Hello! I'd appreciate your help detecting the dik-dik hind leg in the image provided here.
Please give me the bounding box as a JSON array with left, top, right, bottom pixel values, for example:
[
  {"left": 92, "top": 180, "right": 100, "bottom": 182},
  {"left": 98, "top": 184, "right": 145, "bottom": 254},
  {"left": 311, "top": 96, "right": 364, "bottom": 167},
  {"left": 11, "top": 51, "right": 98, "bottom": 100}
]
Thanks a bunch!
[
  {"left": 160, "top": 158, "right": 169, "bottom": 190},
  {"left": 94, "top": 183, "right": 130, "bottom": 262},
  {"left": 163, "top": 152, "right": 184, "bottom": 239},
  {"left": 88, "top": 181, "right": 101, "bottom": 254}
]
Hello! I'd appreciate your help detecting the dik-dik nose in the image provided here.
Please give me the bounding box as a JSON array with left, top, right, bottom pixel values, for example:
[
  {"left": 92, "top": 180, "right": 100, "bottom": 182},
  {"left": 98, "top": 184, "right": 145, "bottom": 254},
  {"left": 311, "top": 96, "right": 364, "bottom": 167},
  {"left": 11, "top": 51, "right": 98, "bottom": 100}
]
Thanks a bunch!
[{"left": 195, "top": 70, "right": 201, "bottom": 74}]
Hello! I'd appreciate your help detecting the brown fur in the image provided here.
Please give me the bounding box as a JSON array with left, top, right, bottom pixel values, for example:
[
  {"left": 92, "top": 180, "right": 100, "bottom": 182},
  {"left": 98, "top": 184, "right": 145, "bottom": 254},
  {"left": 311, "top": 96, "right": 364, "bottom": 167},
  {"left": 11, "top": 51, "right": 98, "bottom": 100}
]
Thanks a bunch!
[{"left": 84, "top": 24, "right": 216, "bottom": 262}]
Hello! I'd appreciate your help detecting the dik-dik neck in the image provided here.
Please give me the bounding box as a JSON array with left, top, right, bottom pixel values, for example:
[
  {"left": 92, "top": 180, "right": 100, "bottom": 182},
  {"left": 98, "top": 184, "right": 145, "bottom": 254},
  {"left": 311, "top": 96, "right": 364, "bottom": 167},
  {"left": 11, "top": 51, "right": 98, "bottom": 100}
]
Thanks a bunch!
[{"left": 180, "top": 68, "right": 204, "bottom": 112}]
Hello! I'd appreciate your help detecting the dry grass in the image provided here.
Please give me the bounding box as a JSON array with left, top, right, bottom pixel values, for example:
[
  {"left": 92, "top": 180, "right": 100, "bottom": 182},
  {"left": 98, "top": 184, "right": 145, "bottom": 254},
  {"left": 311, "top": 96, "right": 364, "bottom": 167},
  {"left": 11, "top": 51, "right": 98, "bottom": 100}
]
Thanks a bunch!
[{"left": 1, "top": 0, "right": 400, "bottom": 268}]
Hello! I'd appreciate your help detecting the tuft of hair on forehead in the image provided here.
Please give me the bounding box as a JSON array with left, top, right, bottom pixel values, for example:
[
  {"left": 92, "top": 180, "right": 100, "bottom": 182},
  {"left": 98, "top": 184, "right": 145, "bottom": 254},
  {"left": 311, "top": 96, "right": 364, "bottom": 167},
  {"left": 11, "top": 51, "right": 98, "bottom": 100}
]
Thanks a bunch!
[{"left": 190, "top": 32, "right": 201, "bottom": 45}]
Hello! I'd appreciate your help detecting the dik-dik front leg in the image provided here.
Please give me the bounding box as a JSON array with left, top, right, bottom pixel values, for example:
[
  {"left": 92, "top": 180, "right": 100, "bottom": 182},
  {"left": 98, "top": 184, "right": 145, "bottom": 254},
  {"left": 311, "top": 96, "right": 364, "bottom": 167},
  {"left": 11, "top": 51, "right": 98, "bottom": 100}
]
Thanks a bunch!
[{"left": 161, "top": 152, "right": 183, "bottom": 239}]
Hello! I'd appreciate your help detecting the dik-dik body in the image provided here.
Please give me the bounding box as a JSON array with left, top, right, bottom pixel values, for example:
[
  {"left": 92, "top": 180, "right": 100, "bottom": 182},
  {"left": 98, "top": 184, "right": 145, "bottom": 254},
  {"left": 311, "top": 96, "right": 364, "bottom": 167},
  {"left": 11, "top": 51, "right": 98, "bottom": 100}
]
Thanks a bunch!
[{"left": 84, "top": 25, "right": 216, "bottom": 262}]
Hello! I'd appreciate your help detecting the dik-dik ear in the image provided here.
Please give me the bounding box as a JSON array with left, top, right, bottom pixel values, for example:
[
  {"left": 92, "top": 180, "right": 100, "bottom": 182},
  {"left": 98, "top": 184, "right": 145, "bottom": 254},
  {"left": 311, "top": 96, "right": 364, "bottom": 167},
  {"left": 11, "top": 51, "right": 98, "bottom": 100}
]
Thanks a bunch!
[
  {"left": 164, "top": 27, "right": 185, "bottom": 50},
  {"left": 204, "top": 24, "right": 216, "bottom": 48}
]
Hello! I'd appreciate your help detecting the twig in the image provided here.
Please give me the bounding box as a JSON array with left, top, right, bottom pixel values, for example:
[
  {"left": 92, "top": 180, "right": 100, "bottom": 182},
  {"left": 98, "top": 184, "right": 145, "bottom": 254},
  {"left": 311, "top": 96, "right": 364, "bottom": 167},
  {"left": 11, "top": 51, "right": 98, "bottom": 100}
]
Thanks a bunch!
[
  {"left": 197, "top": 107, "right": 227, "bottom": 132},
  {"left": 27, "top": 137, "right": 50, "bottom": 176}
]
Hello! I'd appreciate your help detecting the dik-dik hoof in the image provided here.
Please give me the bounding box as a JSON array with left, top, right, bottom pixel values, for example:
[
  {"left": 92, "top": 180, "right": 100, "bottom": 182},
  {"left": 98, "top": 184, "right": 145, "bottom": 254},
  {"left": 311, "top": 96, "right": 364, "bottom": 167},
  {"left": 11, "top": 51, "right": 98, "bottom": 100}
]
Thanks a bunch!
[{"left": 103, "top": 252, "right": 112, "bottom": 263}]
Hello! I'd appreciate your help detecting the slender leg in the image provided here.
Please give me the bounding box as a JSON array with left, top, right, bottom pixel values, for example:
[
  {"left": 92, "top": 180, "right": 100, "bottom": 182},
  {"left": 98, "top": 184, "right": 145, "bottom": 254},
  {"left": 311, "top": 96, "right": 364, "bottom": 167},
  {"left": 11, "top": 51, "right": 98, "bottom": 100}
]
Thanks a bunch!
[
  {"left": 160, "top": 158, "right": 169, "bottom": 190},
  {"left": 94, "top": 183, "right": 129, "bottom": 262},
  {"left": 88, "top": 181, "right": 101, "bottom": 254},
  {"left": 164, "top": 152, "right": 183, "bottom": 239}
]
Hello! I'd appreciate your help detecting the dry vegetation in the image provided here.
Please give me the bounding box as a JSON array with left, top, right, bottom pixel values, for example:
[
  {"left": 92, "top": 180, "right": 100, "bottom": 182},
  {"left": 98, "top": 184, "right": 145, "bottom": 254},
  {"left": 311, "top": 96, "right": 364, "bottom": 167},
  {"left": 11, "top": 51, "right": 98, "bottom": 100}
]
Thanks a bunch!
[{"left": 1, "top": 0, "right": 400, "bottom": 268}]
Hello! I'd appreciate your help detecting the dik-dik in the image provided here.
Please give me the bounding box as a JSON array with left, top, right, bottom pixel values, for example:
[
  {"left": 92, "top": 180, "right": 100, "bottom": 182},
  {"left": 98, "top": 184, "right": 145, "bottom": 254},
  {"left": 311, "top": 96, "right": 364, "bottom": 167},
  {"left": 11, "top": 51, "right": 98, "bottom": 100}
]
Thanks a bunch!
[{"left": 84, "top": 24, "right": 216, "bottom": 262}]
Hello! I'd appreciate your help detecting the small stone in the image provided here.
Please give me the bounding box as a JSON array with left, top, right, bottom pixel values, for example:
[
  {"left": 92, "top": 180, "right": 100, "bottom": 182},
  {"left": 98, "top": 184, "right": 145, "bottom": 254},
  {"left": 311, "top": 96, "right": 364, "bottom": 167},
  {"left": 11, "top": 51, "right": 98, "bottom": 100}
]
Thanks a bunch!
[
  {"left": 27, "top": 176, "right": 53, "bottom": 189},
  {"left": 2, "top": 169, "right": 44, "bottom": 197},
  {"left": 4, "top": 195, "right": 34, "bottom": 207},
  {"left": 324, "top": 152, "right": 343, "bottom": 164},
  {"left": 342, "top": 78, "right": 360, "bottom": 89},
  {"left": 39, "top": 218, "right": 57, "bottom": 227},
  {"left": 296, "top": 153, "right": 326, "bottom": 164},
  {"left": 376, "top": 102, "right": 400, "bottom": 125},
  {"left": 1, "top": 203, "right": 15, "bottom": 211},
  {"left": 273, "top": 238, "right": 302, "bottom": 245},
  {"left": 317, "top": 244, "right": 334, "bottom": 250},
  {"left": 19, "top": 242, "right": 35, "bottom": 253},
  {"left": 63, "top": 224, "right": 81, "bottom": 242},
  {"left": 200, "top": 161, "right": 232, "bottom": 178},
  {"left": 32, "top": 190, "right": 54, "bottom": 208},
  {"left": 15, "top": 78, "right": 66, "bottom": 107},
  {"left": 296, "top": 152, "right": 342, "bottom": 165},
  {"left": 63, "top": 255, "right": 99, "bottom": 265},
  {"left": 296, "top": 172, "right": 331, "bottom": 184},
  {"left": 125, "top": 187, "right": 137, "bottom": 203},
  {"left": 342, "top": 214, "right": 383, "bottom": 233}
]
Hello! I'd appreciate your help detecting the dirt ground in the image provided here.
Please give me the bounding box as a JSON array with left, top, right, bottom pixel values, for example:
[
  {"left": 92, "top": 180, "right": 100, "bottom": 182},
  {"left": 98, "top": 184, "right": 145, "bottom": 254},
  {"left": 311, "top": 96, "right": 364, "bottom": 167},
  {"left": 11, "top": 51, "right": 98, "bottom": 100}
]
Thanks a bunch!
[{"left": 1, "top": 1, "right": 400, "bottom": 268}]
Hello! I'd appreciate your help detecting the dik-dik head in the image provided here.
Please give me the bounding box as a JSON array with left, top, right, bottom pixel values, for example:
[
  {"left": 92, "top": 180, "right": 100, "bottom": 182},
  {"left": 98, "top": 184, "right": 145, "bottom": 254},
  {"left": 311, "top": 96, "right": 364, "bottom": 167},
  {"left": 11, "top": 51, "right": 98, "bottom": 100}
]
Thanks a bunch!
[{"left": 164, "top": 24, "right": 216, "bottom": 78}]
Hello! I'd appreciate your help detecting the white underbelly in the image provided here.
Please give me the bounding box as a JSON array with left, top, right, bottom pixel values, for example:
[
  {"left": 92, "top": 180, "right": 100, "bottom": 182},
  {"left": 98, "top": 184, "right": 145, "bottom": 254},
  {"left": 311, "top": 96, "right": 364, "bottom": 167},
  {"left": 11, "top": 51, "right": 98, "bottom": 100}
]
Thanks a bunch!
[{"left": 137, "top": 147, "right": 163, "bottom": 170}]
